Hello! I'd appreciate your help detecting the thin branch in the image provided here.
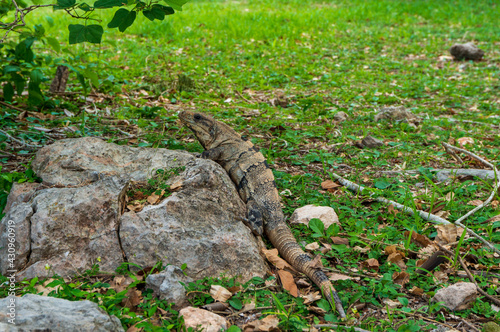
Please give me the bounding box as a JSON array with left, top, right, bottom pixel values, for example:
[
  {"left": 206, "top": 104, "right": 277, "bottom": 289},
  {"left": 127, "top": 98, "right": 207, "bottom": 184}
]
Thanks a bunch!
[
  {"left": 329, "top": 171, "right": 500, "bottom": 256},
  {"left": 0, "top": 129, "right": 38, "bottom": 151},
  {"left": 441, "top": 142, "right": 464, "bottom": 165},
  {"left": 0, "top": 100, "right": 28, "bottom": 113},
  {"left": 0, "top": 1, "right": 55, "bottom": 42},
  {"left": 314, "top": 324, "right": 371, "bottom": 332}
]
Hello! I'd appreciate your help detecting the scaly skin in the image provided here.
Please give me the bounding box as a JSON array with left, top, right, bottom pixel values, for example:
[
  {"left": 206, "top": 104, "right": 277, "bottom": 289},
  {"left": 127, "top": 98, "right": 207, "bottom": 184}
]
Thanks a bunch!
[{"left": 179, "top": 110, "right": 346, "bottom": 318}]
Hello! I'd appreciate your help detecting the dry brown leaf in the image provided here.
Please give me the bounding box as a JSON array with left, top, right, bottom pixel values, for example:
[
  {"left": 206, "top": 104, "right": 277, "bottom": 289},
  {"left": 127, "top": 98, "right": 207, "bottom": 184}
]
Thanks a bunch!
[
  {"left": 445, "top": 192, "right": 454, "bottom": 202},
  {"left": 147, "top": 192, "right": 160, "bottom": 204},
  {"left": 387, "top": 204, "right": 399, "bottom": 216},
  {"left": 210, "top": 285, "right": 232, "bottom": 302},
  {"left": 467, "top": 199, "right": 483, "bottom": 206},
  {"left": 122, "top": 289, "right": 142, "bottom": 309},
  {"left": 433, "top": 270, "right": 449, "bottom": 282},
  {"left": 308, "top": 306, "right": 327, "bottom": 315},
  {"left": 301, "top": 291, "right": 321, "bottom": 304},
  {"left": 261, "top": 248, "right": 295, "bottom": 271},
  {"left": 486, "top": 214, "right": 500, "bottom": 223},
  {"left": 110, "top": 275, "right": 135, "bottom": 293},
  {"left": 127, "top": 202, "right": 144, "bottom": 212},
  {"left": 305, "top": 242, "right": 320, "bottom": 251},
  {"left": 435, "top": 210, "right": 450, "bottom": 219},
  {"left": 361, "top": 258, "right": 379, "bottom": 271},
  {"left": 331, "top": 236, "right": 349, "bottom": 245},
  {"left": 457, "top": 137, "right": 474, "bottom": 147},
  {"left": 384, "top": 245, "right": 398, "bottom": 255},
  {"left": 392, "top": 271, "right": 410, "bottom": 286},
  {"left": 436, "top": 224, "right": 458, "bottom": 244},
  {"left": 328, "top": 273, "right": 353, "bottom": 281},
  {"left": 405, "top": 231, "right": 432, "bottom": 248},
  {"left": 387, "top": 252, "right": 406, "bottom": 270},
  {"left": 409, "top": 286, "right": 424, "bottom": 296},
  {"left": 491, "top": 200, "right": 499, "bottom": 209},
  {"left": 309, "top": 255, "right": 324, "bottom": 269},
  {"left": 243, "top": 301, "right": 256, "bottom": 311},
  {"left": 353, "top": 245, "right": 370, "bottom": 253},
  {"left": 243, "top": 315, "right": 280, "bottom": 332},
  {"left": 227, "top": 285, "right": 243, "bottom": 293},
  {"left": 321, "top": 180, "right": 340, "bottom": 192},
  {"left": 34, "top": 278, "right": 62, "bottom": 296},
  {"left": 169, "top": 181, "right": 183, "bottom": 191},
  {"left": 277, "top": 270, "right": 298, "bottom": 297}
]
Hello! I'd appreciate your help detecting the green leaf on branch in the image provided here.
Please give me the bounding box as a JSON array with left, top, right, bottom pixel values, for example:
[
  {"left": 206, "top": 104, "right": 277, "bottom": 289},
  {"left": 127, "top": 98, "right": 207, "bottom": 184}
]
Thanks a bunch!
[
  {"left": 54, "top": 0, "right": 76, "bottom": 9},
  {"left": 10, "top": 73, "right": 25, "bottom": 95},
  {"left": 3, "top": 83, "right": 14, "bottom": 102},
  {"left": 93, "top": 0, "right": 125, "bottom": 8},
  {"left": 3, "top": 65, "right": 20, "bottom": 74},
  {"left": 79, "top": 2, "right": 92, "bottom": 11},
  {"left": 46, "top": 37, "right": 60, "bottom": 52},
  {"left": 28, "top": 69, "right": 44, "bottom": 105},
  {"left": 162, "top": 0, "right": 188, "bottom": 11},
  {"left": 15, "top": 38, "right": 35, "bottom": 62},
  {"left": 143, "top": 5, "right": 174, "bottom": 21},
  {"left": 68, "top": 24, "right": 103, "bottom": 44},
  {"left": 108, "top": 8, "right": 136, "bottom": 32}
]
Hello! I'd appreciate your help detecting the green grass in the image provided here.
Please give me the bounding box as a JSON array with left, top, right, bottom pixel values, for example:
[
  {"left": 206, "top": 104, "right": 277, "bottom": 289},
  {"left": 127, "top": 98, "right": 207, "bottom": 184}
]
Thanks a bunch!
[{"left": 1, "top": 0, "right": 500, "bottom": 331}]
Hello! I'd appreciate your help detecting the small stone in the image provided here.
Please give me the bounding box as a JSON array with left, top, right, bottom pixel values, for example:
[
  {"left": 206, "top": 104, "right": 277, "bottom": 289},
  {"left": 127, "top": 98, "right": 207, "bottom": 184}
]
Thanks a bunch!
[
  {"left": 179, "top": 307, "right": 227, "bottom": 332},
  {"left": 450, "top": 42, "right": 484, "bottom": 61},
  {"left": 361, "top": 135, "right": 384, "bottom": 148},
  {"left": 432, "top": 282, "right": 477, "bottom": 311},
  {"left": 146, "top": 265, "right": 193, "bottom": 308},
  {"left": 289, "top": 205, "right": 340, "bottom": 228},
  {"left": 333, "top": 111, "right": 348, "bottom": 123},
  {"left": 374, "top": 106, "right": 420, "bottom": 124},
  {"left": 483, "top": 322, "right": 500, "bottom": 332}
]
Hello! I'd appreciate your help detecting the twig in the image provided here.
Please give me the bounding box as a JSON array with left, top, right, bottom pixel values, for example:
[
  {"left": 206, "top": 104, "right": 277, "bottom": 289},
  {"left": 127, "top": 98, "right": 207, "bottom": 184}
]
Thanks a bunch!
[
  {"left": 441, "top": 142, "right": 464, "bottom": 165},
  {"left": 329, "top": 171, "right": 500, "bottom": 256},
  {"left": 0, "top": 100, "right": 28, "bottom": 113},
  {"left": 401, "top": 312, "right": 456, "bottom": 330},
  {"left": 1, "top": 1, "right": 55, "bottom": 42},
  {"left": 437, "top": 244, "right": 500, "bottom": 307},
  {"left": 0, "top": 149, "right": 16, "bottom": 157},
  {"left": 0, "top": 129, "right": 38, "bottom": 151},
  {"left": 448, "top": 118, "right": 500, "bottom": 129},
  {"left": 234, "top": 89, "right": 254, "bottom": 104},
  {"left": 314, "top": 324, "right": 371, "bottom": 332}
]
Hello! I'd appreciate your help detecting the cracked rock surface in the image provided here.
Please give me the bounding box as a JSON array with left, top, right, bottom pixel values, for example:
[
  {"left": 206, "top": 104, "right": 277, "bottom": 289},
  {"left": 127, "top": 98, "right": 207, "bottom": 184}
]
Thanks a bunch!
[{"left": 1, "top": 137, "right": 267, "bottom": 282}]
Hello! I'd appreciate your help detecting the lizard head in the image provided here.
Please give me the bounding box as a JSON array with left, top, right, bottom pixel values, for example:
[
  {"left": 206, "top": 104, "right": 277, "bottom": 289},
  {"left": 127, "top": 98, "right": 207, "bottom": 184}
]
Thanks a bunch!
[{"left": 178, "top": 110, "right": 218, "bottom": 149}]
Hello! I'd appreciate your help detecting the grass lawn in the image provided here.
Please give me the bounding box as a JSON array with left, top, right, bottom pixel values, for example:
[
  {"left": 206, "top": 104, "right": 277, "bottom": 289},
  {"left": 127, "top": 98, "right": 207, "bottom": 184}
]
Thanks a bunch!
[{"left": 1, "top": 0, "right": 500, "bottom": 331}]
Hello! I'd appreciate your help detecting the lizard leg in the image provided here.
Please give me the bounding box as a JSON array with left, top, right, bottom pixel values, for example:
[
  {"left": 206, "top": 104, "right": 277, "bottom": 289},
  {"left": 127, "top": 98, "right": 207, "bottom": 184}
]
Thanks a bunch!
[{"left": 244, "top": 198, "right": 264, "bottom": 236}]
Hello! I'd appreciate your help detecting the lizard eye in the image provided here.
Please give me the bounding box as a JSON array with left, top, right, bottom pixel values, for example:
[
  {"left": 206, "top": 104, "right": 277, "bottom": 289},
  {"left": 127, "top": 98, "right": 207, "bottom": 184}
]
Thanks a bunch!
[{"left": 194, "top": 114, "right": 202, "bottom": 120}]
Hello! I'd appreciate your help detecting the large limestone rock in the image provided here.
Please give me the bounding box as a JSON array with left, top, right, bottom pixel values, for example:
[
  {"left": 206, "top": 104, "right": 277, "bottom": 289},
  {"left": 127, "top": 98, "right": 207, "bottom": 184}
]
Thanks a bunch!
[
  {"left": 432, "top": 282, "right": 477, "bottom": 311},
  {"left": 1, "top": 137, "right": 267, "bottom": 283},
  {"left": 0, "top": 294, "right": 124, "bottom": 331}
]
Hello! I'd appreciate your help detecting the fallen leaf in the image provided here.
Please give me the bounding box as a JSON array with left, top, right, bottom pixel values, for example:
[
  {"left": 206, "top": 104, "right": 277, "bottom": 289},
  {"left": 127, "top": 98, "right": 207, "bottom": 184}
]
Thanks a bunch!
[
  {"left": 301, "top": 291, "right": 321, "bottom": 304},
  {"left": 388, "top": 204, "right": 399, "bottom": 216},
  {"left": 243, "top": 315, "right": 280, "bottom": 332},
  {"left": 383, "top": 298, "right": 402, "bottom": 308},
  {"left": 277, "top": 270, "right": 298, "bottom": 297},
  {"left": 210, "top": 285, "right": 232, "bottom": 302},
  {"left": 308, "top": 306, "right": 327, "bottom": 315},
  {"left": 309, "top": 255, "right": 324, "bottom": 269},
  {"left": 353, "top": 245, "right": 370, "bottom": 253},
  {"left": 331, "top": 236, "right": 349, "bottom": 245},
  {"left": 384, "top": 245, "right": 398, "bottom": 255},
  {"left": 387, "top": 252, "right": 407, "bottom": 270},
  {"left": 34, "top": 278, "right": 62, "bottom": 296},
  {"left": 392, "top": 271, "right": 410, "bottom": 286},
  {"left": 457, "top": 137, "right": 474, "bottom": 147},
  {"left": 435, "top": 210, "right": 450, "bottom": 219},
  {"left": 328, "top": 273, "right": 353, "bottom": 281},
  {"left": 433, "top": 270, "right": 449, "bottom": 282},
  {"left": 409, "top": 286, "right": 424, "bottom": 296},
  {"left": 127, "top": 202, "right": 144, "bottom": 212},
  {"left": 467, "top": 199, "right": 483, "bottom": 206},
  {"left": 405, "top": 231, "right": 432, "bottom": 248},
  {"left": 445, "top": 192, "right": 454, "bottom": 202},
  {"left": 305, "top": 242, "right": 320, "bottom": 251},
  {"left": 436, "top": 224, "right": 458, "bottom": 244},
  {"left": 147, "top": 192, "right": 160, "bottom": 204},
  {"left": 169, "top": 181, "right": 183, "bottom": 191},
  {"left": 361, "top": 258, "right": 379, "bottom": 271},
  {"left": 110, "top": 275, "right": 135, "bottom": 293},
  {"left": 262, "top": 248, "right": 295, "bottom": 271},
  {"left": 486, "top": 214, "right": 500, "bottom": 223},
  {"left": 122, "top": 289, "right": 142, "bottom": 309},
  {"left": 321, "top": 180, "right": 340, "bottom": 192}
]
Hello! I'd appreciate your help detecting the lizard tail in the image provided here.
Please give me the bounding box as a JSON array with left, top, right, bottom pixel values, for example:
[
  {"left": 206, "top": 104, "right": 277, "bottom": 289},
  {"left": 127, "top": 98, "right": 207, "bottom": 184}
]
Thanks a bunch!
[{"left": 266, "top": 223, "right": 346, "bottom": 319}]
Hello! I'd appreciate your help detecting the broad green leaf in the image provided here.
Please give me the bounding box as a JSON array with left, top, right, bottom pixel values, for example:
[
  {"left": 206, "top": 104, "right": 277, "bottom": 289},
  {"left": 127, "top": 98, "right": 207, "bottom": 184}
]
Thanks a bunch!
[
  {"left": 229, "top": 298, "right": 242, "bottom": 310},
  {"left": 108, "top": 8, "right": 136, "bottom": 32},
  {"left": 54, "top": 0, "right": 75, "bottom": 9},
  {"left": 93, "top": 0, "right": 124, "bottom": 8},
  {"left": 45, "top": 16, "right": 54, "bottom": 26},
  {"left": 79, "top": 2, "right": 92, "bottom": 11},
  {"left": 227, "top": 325, "right": 241, "bottom": 332},
  {"left": 68, "top": 24, "right": 103, "bottom": 44},
  {"left": 84, "top": 69, "right": 99, "bottom": 87},
  {"left": 10, "top": 73, "right": 25, "bottom": 95},
  {"left": 143, "top": 5, "right": 173, "bottom": 21},
  {"left": 374, "top": 179, "right": 391, "bottom": 189},
  {"left": 309, "top": 218, "right": 325, "bottom": 235},
  {"left": 316, "top": 298, "right": 331, "bottom": 312},
  {"left": 34, "top": 24, "right": 45, "bottom": 37},
  {"left": 46, "top": 37, "right": 60, "bottom": 52},
  {"left": 3, "top": 83, "right": 14, "bottom": 102},
  {"left": 3, "top": 65, "right": 20, "bottom": 74},
  {"left": 398, "top": 297, "right": 409, "bottom": 306},
  {"left": 30, "top": 69, "right": 44, "bottom": 84},
  {"left": 155, "top": 4, "right": 174, "bottom": 15},
  {"left": 163, "top": 0, "right": 188, "bottom": 11},
  {"left": 15, "top": 39, "right": 35, "bottom": 62}
]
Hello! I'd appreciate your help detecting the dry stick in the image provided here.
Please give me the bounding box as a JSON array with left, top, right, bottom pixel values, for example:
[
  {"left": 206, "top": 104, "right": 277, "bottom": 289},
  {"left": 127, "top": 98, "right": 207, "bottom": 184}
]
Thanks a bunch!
[
  {"left": 234, "top": 89, "right": 254, "bottom": 104},
  {"left": 329, "top": 172, "right": 500, "bottom": 256},
  {"left": 437, "top": 244, "right": 500, "bottom": 307},
  {"left": 448, "top": 118, "right": 500, "bottom": 129},
  {"left": 0, "top": 100, "right": 27, "bottom": 113},
  {"left": 441, "top": 142, "right": 464, "bottom": 165},
  {"left": 0, "top": 129, "right": 38, "bottom": 151}
]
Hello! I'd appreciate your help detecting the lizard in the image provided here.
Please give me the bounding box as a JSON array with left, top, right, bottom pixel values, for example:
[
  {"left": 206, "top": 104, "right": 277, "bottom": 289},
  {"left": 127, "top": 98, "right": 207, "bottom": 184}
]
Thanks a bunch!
[{"left": 179, "top": 110, "right": 346, "bottom": 318}]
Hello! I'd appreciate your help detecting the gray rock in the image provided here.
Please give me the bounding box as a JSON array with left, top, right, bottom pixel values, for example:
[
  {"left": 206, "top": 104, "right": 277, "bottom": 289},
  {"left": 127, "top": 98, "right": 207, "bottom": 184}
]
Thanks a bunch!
[
  {"left": 32, "top": 137, "right": 195, "bottom": 186},
  {"left": 333, "top": 111, "right": 348, "bottom": 123},
  {"left": 432, "top": 282, "right": 477, "bottom": 311},
  {"left": 436, "top": 169, "right": 497, "bottom": 182},
  {"left": 374, "top": 106, "right": 421, "bottom": 125},
  {"left": 0, "top": 294, "right": 124, "bottom": 331},
  {"left": 450, "top": 42, "right": 484, "bottom": 61},
  {"left": 146, "top": 265, "right": 193, "bottom": 308},
  {"left": 121, "top": 158, "right": 267, "bottom": 282},
  {"left": 361, "top": 135, "right": 384, "bottom": 148},
  {"left": 2, "top": 138, "right": 267, "bottom": 282}
]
